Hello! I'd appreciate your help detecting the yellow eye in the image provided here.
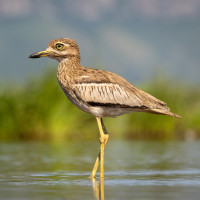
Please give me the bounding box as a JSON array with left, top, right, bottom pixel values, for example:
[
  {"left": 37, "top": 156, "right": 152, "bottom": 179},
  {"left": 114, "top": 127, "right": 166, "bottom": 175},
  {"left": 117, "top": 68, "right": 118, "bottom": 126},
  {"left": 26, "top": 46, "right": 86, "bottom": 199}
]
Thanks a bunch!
[{"left": 55, "top": 43, "right": 64, "bottom": 50}]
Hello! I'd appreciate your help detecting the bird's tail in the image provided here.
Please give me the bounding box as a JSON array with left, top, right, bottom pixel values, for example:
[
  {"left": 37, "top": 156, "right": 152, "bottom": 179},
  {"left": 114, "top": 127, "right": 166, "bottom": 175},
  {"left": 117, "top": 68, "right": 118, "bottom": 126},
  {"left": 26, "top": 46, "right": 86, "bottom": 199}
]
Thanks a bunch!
[
  {"left": 144, "top": 108, "right": 182, "bottom": 118},
  {"left": 163, "top": 110, "right": 182, "bottom": 118}
]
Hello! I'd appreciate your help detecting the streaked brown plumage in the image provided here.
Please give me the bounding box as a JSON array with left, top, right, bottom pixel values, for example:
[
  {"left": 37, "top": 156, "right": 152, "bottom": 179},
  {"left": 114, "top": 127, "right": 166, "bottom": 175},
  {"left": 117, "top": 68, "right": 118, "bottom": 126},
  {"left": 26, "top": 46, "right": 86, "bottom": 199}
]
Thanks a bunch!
[{"left": 29, "top": 38, "right": 181, "bottom": 179}]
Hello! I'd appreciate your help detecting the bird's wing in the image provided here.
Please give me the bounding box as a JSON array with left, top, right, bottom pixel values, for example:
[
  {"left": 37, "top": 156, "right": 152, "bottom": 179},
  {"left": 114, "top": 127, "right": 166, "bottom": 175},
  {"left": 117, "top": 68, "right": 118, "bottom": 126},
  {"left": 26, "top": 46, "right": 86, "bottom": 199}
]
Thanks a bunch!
[
  {"left": 73, "top": 82, "right": 144, "bottom": 108},
  {"left": 72, "top": 69, "right": 166, "bottom": 109}
]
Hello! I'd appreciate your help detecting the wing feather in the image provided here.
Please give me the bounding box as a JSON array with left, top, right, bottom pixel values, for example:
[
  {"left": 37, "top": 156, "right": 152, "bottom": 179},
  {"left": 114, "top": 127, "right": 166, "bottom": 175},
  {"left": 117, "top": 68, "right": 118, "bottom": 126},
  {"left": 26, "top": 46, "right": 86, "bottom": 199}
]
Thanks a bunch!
[
  {"left": 73, "top": 83, "right": 143, "bottom": 107},
  {"left": 72, "top": 68, "right": 169, "bottom": 111}
]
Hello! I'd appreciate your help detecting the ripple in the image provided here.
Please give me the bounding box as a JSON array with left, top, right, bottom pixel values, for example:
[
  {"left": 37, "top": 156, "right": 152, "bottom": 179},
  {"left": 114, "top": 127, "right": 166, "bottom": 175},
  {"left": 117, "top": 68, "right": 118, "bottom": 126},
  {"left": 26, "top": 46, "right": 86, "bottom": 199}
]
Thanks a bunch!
[
  {"left": 105, "top": 179, "right": 200, "bottom": 187},
  {"left": 1, "top": 168, "right": 200, "bottom": 187},
  {"left": 104, "top": 168, "right": 200, "bottom": 176}
]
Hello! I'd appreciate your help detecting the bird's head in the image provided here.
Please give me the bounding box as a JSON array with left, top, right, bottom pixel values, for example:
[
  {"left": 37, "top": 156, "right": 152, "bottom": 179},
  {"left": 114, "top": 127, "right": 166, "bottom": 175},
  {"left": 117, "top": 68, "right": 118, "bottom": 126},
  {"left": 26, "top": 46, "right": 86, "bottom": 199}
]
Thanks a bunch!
[{"left": 29, "top": 38, "right": 80, "bottom": 62}]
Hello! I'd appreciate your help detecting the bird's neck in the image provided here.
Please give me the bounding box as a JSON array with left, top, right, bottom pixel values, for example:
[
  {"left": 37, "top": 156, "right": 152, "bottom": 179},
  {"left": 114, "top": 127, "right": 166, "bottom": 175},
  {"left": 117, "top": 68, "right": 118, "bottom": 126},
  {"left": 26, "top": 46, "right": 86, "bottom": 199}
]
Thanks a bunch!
[
  {"left": 57, "top": 56, "right": 82, "bottom": 90},
  {"left": 58, "top": 56, "right": 81, "bottom": 71}
]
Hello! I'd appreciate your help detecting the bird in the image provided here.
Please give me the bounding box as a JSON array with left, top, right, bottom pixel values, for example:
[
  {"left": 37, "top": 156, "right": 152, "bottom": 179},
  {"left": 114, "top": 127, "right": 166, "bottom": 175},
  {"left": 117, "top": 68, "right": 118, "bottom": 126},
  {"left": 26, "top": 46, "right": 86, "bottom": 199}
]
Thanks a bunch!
[{"left": 29, "top": 38, "right": 181, "bottom": 179}]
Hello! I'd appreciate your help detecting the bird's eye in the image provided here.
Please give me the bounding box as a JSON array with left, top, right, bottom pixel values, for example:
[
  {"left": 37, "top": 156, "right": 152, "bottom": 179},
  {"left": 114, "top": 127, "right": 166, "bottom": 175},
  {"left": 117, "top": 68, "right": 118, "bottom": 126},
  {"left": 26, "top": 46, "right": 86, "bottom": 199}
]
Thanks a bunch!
[{"left": 55, "top": 43, "right": 64, "bottom": 50}]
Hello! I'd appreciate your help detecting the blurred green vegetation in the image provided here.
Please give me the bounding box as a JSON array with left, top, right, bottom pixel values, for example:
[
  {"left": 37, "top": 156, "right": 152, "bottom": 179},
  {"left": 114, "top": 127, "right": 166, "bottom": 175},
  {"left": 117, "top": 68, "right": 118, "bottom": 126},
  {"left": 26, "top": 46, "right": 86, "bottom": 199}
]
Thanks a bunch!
[{"left": 0, "top": 69, "right": 199, "bottom": 141}]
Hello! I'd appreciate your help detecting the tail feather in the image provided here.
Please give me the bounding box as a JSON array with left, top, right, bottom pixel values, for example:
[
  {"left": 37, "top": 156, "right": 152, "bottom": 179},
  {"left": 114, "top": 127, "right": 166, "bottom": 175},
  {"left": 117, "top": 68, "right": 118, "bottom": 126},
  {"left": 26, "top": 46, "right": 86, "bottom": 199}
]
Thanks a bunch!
[
  {"left": 130, "top": 86, "right": 181, "bottom": 118},
  {"left": 144, "top": 108, "right": 182, "bottom": 119}
]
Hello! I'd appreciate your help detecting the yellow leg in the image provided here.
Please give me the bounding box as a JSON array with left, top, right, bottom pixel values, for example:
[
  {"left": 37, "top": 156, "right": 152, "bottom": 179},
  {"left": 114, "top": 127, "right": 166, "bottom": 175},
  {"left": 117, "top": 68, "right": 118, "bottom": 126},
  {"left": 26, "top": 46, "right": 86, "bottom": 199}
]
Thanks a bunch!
[{"left": 90, "top": 117, "right": 109, "bottom": 179}]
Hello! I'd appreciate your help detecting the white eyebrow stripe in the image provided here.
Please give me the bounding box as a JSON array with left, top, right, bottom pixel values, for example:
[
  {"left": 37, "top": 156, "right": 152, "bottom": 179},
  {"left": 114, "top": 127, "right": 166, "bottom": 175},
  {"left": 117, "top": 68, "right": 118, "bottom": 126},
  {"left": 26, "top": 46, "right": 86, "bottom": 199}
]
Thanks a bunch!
[{"left": 64, "top": 43, "right": 70, "bottom": 47}]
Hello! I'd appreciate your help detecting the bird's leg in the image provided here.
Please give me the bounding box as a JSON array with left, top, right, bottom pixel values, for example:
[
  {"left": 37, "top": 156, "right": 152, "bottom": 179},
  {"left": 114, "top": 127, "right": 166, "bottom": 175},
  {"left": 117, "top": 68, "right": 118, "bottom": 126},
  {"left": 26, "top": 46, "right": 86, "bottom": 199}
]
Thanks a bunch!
[
  {"left": 90, "top": 117, "right": 109, "bottom": 179},
  {"left": 99, "top": 118, "right": 109, "bottom": 179},
  {"left": 90, "top": 152, "right": 100, "bottom": 179}
]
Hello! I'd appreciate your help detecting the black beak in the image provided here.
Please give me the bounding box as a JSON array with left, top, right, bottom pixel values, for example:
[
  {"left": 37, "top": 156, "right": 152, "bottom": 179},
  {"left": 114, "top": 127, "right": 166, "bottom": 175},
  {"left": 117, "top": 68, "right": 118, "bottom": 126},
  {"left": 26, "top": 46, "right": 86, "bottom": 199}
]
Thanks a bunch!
[{"left": 29, "top": 50, "right": 49, "bottom": 58}]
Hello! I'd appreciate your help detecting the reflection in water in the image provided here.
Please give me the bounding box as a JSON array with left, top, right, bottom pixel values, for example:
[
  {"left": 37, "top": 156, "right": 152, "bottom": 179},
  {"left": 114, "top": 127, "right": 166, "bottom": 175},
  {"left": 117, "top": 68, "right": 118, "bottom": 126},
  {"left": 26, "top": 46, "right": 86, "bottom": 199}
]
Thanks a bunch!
[
  {"left": 92, "top": 178, "right": 100, "bottom": 200},
  {"left": 92, "top": 177, "right": 105, "bottom": 200},
  {"left": 100, "top": 177, "right": 105, "bottom": 200}
]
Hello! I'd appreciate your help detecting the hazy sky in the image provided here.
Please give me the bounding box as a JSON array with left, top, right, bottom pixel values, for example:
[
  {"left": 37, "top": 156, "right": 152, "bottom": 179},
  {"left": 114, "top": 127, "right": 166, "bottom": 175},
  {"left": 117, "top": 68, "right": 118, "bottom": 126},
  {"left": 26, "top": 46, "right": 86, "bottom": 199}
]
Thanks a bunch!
[{"left": 0, "top": 0, "right": 199, "bottom": 84}]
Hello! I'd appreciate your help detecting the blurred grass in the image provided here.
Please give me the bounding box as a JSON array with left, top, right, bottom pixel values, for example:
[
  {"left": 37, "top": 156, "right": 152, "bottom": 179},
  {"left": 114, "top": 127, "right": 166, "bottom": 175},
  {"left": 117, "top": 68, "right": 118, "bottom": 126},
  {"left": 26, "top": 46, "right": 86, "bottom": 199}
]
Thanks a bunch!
[{"left": 0, "top": 69, "right": 199, "bottom": 141}]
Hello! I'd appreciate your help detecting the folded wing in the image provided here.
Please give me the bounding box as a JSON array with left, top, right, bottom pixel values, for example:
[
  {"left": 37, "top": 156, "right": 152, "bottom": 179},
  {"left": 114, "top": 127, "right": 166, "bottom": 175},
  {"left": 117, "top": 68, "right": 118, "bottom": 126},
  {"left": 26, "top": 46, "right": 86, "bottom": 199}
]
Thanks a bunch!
[{"left": 72, "top": 69, "right": 181, "bottom": 118}]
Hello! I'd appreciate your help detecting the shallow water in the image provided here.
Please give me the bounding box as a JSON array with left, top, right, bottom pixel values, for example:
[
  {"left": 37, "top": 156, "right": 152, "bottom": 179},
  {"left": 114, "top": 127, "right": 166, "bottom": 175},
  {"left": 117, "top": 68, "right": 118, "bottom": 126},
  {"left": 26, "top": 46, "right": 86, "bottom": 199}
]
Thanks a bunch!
[{"left": 0, "top": 141, "right": 200, "bottom": 200}]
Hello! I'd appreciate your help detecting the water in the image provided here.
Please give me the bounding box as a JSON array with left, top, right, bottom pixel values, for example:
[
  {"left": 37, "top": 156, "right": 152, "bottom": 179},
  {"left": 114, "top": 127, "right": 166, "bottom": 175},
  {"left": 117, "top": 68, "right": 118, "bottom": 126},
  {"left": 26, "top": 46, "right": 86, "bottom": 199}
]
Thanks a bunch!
[{"left": 0, "top": 141, "right": 200, "bottom": 200}]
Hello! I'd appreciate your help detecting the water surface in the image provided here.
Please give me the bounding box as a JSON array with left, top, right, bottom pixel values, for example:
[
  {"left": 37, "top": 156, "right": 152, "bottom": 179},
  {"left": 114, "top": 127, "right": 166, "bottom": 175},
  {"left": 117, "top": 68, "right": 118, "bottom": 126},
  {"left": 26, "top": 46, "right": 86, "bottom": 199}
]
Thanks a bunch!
[{"left": 0, "top": 141, "right": 200, "bottom": 200}]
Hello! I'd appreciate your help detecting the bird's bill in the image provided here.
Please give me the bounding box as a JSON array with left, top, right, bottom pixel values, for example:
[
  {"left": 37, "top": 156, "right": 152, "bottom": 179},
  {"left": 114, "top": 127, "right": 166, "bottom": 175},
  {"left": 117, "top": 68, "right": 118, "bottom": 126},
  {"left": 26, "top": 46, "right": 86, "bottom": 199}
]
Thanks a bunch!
[{"left": 29, "top": 50, "right": 49, "bottom": 58}]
